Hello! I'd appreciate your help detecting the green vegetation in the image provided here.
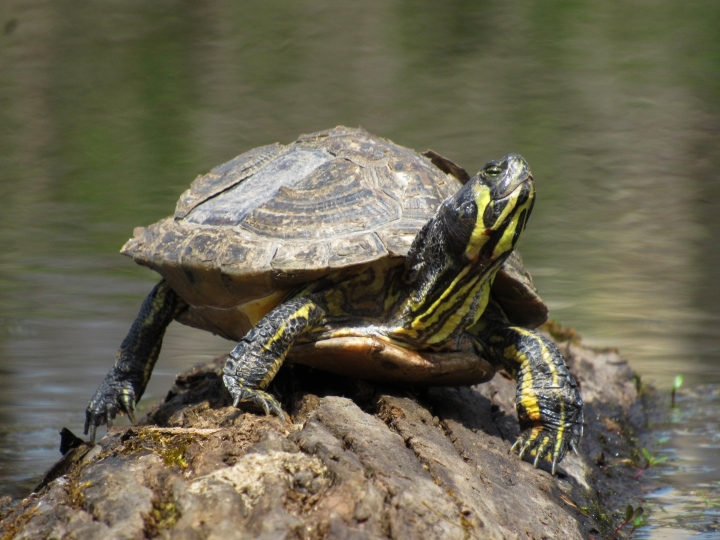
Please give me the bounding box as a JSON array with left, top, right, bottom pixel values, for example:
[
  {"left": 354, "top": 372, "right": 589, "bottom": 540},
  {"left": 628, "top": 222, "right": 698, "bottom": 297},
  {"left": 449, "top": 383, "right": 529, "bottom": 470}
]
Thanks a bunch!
[
  {"left": 671, "top": 375, "right": 684, "bottom": 408},
  {"left": 633, "top": 448, "right": 669, "bottom": 479},
  {"left": 610, "top": 505, "right": 646, "bottom": 538},
  {"left": 123, "top": 429, "right": 196, "bottom": 469}
]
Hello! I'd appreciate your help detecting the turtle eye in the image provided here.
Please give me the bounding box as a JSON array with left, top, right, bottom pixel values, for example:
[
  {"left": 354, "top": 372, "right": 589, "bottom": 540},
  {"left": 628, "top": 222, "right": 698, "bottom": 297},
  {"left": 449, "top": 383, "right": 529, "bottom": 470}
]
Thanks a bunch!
[{"left": 485, "top": 165, "right": 502, "bottom": 177}]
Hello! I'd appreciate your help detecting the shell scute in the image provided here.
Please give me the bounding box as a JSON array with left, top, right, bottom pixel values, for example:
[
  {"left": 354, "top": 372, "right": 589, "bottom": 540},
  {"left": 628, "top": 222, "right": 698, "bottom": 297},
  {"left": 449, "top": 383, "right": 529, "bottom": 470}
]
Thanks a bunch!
[
  {"left": 271, "top": 242, "right": 331, "bottom": 272},
  {"left": 239, "top": 159, "right": 400, "bottom": 241},
  {"left": 328, "top": 232, "right": 388, "bottom": 268},
  {"left": 183, "top": 147, "right": 333, "bottom": 227},
  {"left": 175, "top": 143, "right": 286, "bottom": 219}
]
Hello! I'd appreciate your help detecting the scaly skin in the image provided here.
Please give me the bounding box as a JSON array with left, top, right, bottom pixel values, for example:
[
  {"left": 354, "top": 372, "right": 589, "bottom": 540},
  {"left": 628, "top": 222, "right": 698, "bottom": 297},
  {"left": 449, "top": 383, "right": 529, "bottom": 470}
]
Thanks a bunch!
[
  {"left": 84, "top": 281, "right": 184, "bottom": 443},
  {"left": 469, "top": 302, "right": 583, "bottom": 474},
  {"left": 222, "top": 296, "right": 326, "bottom": 420}
]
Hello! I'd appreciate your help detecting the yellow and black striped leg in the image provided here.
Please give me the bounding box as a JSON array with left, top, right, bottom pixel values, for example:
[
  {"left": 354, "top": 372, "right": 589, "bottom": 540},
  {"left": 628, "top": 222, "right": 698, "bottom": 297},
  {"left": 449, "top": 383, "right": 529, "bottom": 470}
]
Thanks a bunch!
[
  {"left": 84, "top": 280, "right": 184, "bottom": 443},
  {"left": 470, "top": 314, "right": 583, "bottom": 474},
  {"left": 222, "top": 296, "right": 326, "bottom": 421}
]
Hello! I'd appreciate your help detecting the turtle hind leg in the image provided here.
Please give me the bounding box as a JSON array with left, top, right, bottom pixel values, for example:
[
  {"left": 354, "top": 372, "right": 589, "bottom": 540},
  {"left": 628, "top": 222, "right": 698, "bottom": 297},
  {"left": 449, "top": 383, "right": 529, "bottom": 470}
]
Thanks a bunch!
[
  {"left": 85, "top": 280, "right": 185, "bottom": 443},
  {"left": 222, "top": 296, "right": 326, "bottom": 421},
  {"left": 470, "top": 306, "right": 583, "bottom": 474}
]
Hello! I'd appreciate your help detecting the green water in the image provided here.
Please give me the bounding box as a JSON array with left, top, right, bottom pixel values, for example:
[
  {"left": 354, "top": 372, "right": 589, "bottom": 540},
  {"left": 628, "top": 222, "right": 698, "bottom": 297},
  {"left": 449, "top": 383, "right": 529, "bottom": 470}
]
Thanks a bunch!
[{"left": 1, "top": 1, "right": 719, "bottom": 536}]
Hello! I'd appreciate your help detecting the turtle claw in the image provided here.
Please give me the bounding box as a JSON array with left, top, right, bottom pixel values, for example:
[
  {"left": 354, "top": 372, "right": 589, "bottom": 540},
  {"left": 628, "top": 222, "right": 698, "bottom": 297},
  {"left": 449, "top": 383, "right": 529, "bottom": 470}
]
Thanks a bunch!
[
  {"left": 512, "top": 438, "right": 527, "bottom": 459},
  {"left": 224, "top": 375, "right": 288, "bottom": 422},
  {"left": 551, "top": 453, "right": 560, "bottom": 477},
  {"left": 85, "top": 420, "right": 97, "bottom": 446},
  {"left": 570, "top": 440, "right": 580, "bottom": 456},
  {"left": 84, "top": 369, "right": 140, "bottom": 444},
  {"left": 513, "top": 424, "right": 578, "bottom": 475},
  {"left": 120, "top": 393, "right": 137, "bottom": 424}
]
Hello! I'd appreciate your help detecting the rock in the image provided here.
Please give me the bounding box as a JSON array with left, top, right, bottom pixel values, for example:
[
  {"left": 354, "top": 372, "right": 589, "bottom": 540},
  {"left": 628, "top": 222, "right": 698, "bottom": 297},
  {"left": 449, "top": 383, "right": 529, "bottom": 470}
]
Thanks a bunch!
[{"left": 0, "top": 333, "right": 649, "bottom": 539}]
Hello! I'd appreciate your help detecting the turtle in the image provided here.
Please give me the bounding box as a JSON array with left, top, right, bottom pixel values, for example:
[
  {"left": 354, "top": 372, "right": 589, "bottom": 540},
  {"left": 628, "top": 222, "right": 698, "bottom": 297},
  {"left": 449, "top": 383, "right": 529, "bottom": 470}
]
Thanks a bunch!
[{"left": 85, "top": 126, "right": 583, "bottom": 473}]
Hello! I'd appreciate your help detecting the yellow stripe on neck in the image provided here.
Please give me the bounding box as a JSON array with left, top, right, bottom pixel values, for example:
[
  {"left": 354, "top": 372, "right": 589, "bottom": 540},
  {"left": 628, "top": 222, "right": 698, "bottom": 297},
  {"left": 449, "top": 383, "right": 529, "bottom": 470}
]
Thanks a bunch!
[{"left": 464, "top": 185, "right": 492, "bottom": 260}]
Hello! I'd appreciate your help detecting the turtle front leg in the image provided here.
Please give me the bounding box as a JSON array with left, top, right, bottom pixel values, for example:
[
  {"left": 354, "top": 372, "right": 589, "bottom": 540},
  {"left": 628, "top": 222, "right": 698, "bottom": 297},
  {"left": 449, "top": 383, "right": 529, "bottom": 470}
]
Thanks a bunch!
[
  {"left": 85, "top": 280, "right": 185, "bottom": 443},
  {"left": 222, "top": 296, "right": 326, "bottom": 421},
  {"left": 470, "top": 314, "right": 583, "bottom": 474}
]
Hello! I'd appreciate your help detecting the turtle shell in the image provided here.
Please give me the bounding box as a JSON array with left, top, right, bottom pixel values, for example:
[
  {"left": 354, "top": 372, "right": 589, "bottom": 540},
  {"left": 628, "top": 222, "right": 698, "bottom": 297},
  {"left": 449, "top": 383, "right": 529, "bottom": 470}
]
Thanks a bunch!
[{"left": 122, "top": 126, "right": 547, "bottom": 342}]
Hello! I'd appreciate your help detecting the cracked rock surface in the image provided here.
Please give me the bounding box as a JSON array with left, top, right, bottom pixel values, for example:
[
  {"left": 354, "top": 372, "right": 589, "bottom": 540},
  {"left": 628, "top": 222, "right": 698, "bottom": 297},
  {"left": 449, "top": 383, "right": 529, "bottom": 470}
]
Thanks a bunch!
[{"left": 0, "top": 336, "right": 649, "bottom": 539}]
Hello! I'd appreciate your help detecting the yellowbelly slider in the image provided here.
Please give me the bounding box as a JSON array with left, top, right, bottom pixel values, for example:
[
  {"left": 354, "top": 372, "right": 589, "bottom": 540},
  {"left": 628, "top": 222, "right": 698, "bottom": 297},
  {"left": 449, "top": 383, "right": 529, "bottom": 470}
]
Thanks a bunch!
[{"left": 85, "top": 126, "right": 583, "bottom": 474}]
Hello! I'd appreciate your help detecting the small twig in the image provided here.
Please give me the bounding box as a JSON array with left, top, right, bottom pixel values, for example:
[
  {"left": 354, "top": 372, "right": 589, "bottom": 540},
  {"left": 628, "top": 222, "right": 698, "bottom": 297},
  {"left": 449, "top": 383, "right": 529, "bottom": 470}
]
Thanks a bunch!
[{"left": 128, "top": 426, "right": 221, "bottom": 435}]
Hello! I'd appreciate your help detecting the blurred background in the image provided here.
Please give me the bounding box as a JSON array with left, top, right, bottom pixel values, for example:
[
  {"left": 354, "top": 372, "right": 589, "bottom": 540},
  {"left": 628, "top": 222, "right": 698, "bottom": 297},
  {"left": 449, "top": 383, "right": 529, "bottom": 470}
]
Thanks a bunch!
[{"left": 1, "top": 1, "right": 719, "bottom": 536}]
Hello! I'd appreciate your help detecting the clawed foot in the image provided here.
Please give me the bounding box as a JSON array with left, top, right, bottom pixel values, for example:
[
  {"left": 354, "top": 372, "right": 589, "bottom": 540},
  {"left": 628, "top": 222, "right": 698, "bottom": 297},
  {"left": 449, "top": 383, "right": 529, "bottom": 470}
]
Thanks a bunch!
[
  {"left": 84, "top": 371, "right": 139, "bottom": 444},
  {"left": 512, "top": 423, "right": 582, "bottom": 475},
  {"left": 222, "top": 374, "right": 288, "bottom": 422}
]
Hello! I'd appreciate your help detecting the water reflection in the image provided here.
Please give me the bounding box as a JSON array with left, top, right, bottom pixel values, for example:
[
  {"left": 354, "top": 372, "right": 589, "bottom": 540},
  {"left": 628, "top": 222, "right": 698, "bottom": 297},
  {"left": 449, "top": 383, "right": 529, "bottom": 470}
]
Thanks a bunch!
[
  {"left": 0, "top": 266, "right": 230, "bottom": 497},
  {"left": 1, "top": 0, "right": 719, "bottom": 535},
  {"left": 637, "top": 389, "right": 720, "bottom": 537}
]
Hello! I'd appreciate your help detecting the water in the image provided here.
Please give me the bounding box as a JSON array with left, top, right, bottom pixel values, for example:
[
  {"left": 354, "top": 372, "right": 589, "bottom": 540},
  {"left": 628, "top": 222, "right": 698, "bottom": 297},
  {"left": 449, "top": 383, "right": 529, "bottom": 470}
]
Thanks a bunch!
[
  {"left": 1, "top": 1, "right": 719, "bottom": 536},
  {"left": 636, "top": 388, "right": 720, "bottom": 538}
]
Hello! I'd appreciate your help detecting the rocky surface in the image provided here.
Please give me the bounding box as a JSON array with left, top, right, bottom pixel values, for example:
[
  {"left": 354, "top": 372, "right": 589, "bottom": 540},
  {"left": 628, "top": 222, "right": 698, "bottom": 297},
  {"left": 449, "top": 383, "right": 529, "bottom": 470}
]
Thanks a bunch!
[{"left": 0, "top": 331, "right": 650, "bottom": 539}]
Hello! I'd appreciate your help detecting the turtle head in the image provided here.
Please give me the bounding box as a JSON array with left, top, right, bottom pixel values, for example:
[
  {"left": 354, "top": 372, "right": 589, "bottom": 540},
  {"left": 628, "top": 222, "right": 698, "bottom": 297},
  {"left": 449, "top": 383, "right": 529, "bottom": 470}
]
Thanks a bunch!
[
  {"left": 399, "top": 153, "right": 535, "bottom": 345},
  {"left": 406, "top": 153, "right": 534, "bottom": 290},
  {"left": 460, "top": 153, "right": 535, "bottom": 263},
  {"left": 425, "top": 153, "right": 534, "bottom": 270}
]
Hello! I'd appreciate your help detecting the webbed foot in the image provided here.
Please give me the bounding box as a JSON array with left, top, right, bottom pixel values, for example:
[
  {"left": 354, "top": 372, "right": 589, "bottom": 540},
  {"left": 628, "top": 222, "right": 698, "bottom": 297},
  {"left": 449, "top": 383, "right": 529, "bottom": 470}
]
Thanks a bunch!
[
  {"left": 84, "top": 370, "right": 139, "bottom": 444},
  {"left": 219, "top": 296, "right": 327, "bottom": 423},
  {"left": 512, "top": 417, "right": 582, "bottom": 475},
  {"left": 223, "top": 373, "right": 288, "bottom": 422},
  {"left": 471, "top": 320, "right": 584, "bottom": 475}
]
